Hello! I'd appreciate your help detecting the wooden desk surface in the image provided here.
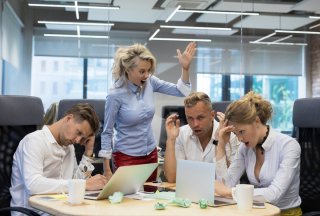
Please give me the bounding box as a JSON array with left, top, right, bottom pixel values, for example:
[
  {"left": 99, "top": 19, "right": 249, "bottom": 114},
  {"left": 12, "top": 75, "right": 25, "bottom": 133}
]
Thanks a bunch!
[{"left": 29, "top": 195, "right": 280, "bottom": 216}]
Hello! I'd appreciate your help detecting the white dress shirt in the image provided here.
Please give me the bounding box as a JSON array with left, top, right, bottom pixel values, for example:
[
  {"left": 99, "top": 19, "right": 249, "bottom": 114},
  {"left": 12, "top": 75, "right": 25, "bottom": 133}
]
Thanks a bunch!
[
  {"left": 175, "top": 119, "right": 239, "bottom": 177},
  {"left": 220, "top": 128, "right": 301, "bottom": 210},
  {"left": 10, "top": 126, "right": 94, "bottom": 211}
]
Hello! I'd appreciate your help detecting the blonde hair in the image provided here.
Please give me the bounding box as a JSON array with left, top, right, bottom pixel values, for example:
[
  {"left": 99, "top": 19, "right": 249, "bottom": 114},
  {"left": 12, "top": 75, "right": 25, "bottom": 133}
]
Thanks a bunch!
[
  {"left": 184, "top": 92, "right": 212, "bottom": 110},
  {"left": 112, "top": 44, "right": 156, "bottom": 85},
  {"left": 225, "top": 91, "right": 272, "bottom": 125}
]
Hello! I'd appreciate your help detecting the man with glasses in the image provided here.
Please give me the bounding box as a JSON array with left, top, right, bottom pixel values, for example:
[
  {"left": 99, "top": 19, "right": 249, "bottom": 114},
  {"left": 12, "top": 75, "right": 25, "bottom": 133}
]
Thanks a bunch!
[{"left": 164, "top": 92, "right": 239, "bottom": 183}]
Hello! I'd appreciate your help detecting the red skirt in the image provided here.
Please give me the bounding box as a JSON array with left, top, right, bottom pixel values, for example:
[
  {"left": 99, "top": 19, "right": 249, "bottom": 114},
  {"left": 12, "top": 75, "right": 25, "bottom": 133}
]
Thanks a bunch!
[{"left": 112, "top": 148, "right": 158, "bottom": 182}]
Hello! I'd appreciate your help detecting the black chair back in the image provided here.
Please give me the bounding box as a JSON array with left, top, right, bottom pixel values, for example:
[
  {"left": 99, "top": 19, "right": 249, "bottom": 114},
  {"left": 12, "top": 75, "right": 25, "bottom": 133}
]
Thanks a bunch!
[
  {"left": 57, "top": 99, "right": 105, "bottom": 174},
  {"left": 293, "top": 97, "right": 320, "bottom": 214},
  {"left": 0, "top": 95, "right": 44, "bottom": 214}
]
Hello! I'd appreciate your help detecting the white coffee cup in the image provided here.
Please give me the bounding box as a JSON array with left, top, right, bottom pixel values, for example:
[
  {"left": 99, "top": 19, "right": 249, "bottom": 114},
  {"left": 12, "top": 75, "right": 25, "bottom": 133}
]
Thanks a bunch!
[
  {"left": 232, "top": 184, "right": 254, "bottom": 211},
  {"left": 68, "top": 179, "right": 86, "bottom": 204}
]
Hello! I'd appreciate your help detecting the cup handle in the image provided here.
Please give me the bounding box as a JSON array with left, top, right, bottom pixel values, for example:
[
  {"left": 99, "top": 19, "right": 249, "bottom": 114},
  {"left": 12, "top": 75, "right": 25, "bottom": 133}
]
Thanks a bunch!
[{"left": 231, "top": 187, "right": 237, "bottom": 202}]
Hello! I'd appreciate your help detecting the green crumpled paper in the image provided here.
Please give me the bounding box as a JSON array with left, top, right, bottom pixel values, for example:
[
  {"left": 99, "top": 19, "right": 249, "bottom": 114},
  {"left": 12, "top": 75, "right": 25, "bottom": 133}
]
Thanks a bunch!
[
  {"left": 154, "top": 202, "right": 166, "bottom": 210},
  {"left": 108, "top": 192, "right": 124, "bottom": 204},
  {"left": 169, "top": 198, "right": 191, "bottom": 208},
  {"left": 199, "top": 198, "right": 208, "bottom": 209}
]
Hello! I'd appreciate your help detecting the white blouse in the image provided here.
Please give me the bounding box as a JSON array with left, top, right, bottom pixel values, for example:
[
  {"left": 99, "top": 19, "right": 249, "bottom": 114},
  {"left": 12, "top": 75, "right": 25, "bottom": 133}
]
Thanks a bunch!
[{"left": 220, "top": 128, "right": 301, "bottom": 210}]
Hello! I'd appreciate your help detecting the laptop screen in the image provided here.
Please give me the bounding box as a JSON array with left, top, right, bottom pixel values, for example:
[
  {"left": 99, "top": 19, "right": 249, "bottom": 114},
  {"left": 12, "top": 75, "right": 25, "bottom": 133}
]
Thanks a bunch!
[{"left": 175, "top": 160, "right": 215, "bottom": 204}]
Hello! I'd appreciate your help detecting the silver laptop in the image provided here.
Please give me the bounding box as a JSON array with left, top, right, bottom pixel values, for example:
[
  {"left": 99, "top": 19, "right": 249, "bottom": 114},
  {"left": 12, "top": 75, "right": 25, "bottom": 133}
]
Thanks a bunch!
[
  {"left": 175, "top": 159, "right": 235, "bottom": 206},
  {"left": 85, "top": 163, "right": 158, "bottom": 200}
]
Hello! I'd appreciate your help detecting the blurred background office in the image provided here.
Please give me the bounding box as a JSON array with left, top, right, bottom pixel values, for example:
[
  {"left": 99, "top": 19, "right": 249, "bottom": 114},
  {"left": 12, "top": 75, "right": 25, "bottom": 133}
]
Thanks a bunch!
[{"left": 0, "top": 0, "right": 319, "bottom": 139}]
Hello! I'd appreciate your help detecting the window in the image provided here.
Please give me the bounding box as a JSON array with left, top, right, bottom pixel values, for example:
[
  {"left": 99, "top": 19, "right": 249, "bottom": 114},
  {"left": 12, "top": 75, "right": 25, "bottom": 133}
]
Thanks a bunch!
[
  {"left": 253, "top": 75, "right": 298, "bottom": 132},
  {"left": 31, "top": 56, "right": 83, "bottom": 109},
  {"left": 87, "top": 58, "right": 113, "bottom": 99}
]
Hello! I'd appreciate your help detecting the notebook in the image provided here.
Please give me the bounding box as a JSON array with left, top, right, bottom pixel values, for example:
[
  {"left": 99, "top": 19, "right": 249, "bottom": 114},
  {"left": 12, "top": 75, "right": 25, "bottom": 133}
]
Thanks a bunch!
[
  {"left": 84, "top": 163, "right": 158, "bottom": 200},
  {"left": 175, "top": 159, "right": 235, "bottom": 206}
]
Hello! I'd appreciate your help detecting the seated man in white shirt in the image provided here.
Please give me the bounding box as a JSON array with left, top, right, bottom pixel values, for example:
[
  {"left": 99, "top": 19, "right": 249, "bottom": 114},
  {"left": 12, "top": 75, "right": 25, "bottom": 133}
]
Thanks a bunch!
[
  {"left": 164, "top": 92, "right": 239, "bottom": 183},
  {"left": 10, "top": 103, "right": 107, "bottom": 211}
]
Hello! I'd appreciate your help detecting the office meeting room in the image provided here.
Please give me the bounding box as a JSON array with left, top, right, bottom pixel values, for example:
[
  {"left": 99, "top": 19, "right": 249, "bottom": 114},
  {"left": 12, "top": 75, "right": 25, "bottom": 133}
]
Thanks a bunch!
[{"left": 1, "top": 0, "right": 320, "bottom": 215}]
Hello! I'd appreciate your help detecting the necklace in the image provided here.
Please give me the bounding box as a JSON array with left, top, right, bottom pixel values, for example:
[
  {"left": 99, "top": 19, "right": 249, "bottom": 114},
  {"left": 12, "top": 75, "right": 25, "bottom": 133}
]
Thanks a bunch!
[{"left": 256, "top": 125, "right": 269, "bottom": 155}]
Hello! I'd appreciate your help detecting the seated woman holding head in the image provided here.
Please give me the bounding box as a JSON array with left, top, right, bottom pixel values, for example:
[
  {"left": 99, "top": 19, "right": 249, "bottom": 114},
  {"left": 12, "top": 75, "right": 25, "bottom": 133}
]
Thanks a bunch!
[{"left": 215, "top": 91, "right": 302, "bottom": 216}]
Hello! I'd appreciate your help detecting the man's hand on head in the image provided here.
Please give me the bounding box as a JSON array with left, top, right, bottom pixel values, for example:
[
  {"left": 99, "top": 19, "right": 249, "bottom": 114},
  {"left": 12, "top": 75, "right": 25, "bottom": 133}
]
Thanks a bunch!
[
  {"left": 83, "top": 135, "right": 95, "bottom": 157},
  {"left": 165, "top": 113, "right": 180, "bottom": 140}
]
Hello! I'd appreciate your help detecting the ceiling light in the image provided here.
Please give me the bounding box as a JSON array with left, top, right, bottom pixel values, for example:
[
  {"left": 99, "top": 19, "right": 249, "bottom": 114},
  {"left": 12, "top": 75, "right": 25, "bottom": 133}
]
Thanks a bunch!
[
  {"left": 275, "top": 30, "right": 320, "bottom": 35},
  {"left": 310, "top": 23, "right": 320, "bottom": 29},
  {"left": 250, "top": 41, "right": 307, "bottom": 46},
  {"left": 74, "top": 1, "right": 79, "bottom": 20},
  {"left": 270, "top": 35, "right": 293, "bottom": 44},
  {"left": 148, "top": 29, "right": 210, "bottom": 42},
  {"left": 44, "top": 34, "right": 109, "bottom": 39},
  {"left": 38, "top": 21, "right": 114, "bottom": 26},
  {"left": 160, "top": 25, "right": 232, "bottom": 31},
  {"left": 251, "top": 32, "right": 276, "bottom": 43},
  {"left": 165, "top": 5, "right": 181, "bottom": 23},
  {"left": 178, "top": 9, "right": 259, "bottom": 16},
  {"left": 149, "top": 29, "right": 160, "bottom": 40},
  {"left": 309, "top": 16, "right": 320, "bottom": 19},
  {"left": 77, "top": 25, "right": 80, "bottom": 37},
  {"left": 28, "top": 3, "right": 120, "bottom": 10},
  {"left": 150, "top": 37, "right": 211, "bottom": 42}
]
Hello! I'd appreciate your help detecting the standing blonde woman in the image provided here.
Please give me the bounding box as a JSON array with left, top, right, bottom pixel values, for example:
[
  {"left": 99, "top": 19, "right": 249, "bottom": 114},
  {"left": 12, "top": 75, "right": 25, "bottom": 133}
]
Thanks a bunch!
[
  {"left": 99, "top": 42, "right": 196, "bottom": 181},
  {"left": 215, "top": 91, "right": 302, "bottom": 216}
]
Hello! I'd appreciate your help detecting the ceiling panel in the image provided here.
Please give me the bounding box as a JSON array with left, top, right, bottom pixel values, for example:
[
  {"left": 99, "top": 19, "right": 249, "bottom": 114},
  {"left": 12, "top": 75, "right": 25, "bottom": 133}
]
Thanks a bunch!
[
  {"left": 88, "top": 0, "right": 163, "bottom": 23},
  {"left": 292, "top": 0, "right": 320, "bottom": 13},
  {"left": 233, "top": 15, "right": 316, "bottom": 30},
  {"left": 211, "top": 1, "right": 296, "bottom": 13},
  {"left": 196, "top": 13, "right": 239, "bottom": 24}
]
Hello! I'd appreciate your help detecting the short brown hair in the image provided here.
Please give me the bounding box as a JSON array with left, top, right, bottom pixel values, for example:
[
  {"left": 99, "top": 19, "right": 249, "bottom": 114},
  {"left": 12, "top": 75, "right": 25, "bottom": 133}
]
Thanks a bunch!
[
  {"left": 64, "top": 103, "right": 100, "bottom": 135},
  {"left": 184, "top": 92, "right": 212, "bottom": 110}
]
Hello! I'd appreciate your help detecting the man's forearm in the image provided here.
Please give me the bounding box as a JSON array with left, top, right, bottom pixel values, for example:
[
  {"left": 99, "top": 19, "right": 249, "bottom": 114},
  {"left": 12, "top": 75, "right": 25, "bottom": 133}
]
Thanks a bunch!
[{"left": 164, "top": 138, "right": 177, "bottom": 183}]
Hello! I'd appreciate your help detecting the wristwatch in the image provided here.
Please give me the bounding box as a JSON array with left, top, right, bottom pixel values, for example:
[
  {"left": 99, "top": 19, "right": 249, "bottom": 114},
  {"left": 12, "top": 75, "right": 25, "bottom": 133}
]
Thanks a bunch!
[{"left": 212, "top": 139, "right": 218, "bottom": 145}]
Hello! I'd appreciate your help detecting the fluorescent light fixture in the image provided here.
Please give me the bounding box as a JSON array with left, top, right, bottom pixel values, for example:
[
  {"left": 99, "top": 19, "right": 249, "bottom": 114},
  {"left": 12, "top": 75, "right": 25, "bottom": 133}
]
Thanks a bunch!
[
  {"left": 160, "top": 25, "right": 232, "bottom": 31},
  {"left": 28, "top": 3, "right": 120, "bottom": 10},
  {"left": 77, "top": 25, "right": 80, "bottom": 37},
  {"left": 270, "top": 35, "right": 293, "bottom": 43},
  {"left": 251, "top": 32, "right": 276, "bottom": 43},
  {"left": 150, "top": 37, "right": 211, "bottom": 42},
  {"left": 250, "top": 41, "right": 307, "bottom": 46},
  {"left": 38, "top": 21, "right": 114, "bottom": 26},
  {"left": 275, "top": 30, "right": 320, "bottom": 35},
  {"left": 178, "top": 9, "right": 259, "bottom": 16},
  {"left": 309, "top": 16, "right": 320, "bottom": 19},
  {"left": 75, "top": 1, "right": 79, "bottom": 20},
  {"left": 310, "top": 23, "right": 320, "bottom": 29},
  {"left": 148, "top": 28, "right": 210, "bottom": 42},
  {"left": 165, "top": 5, "right": 181, "bottom": 23},
  {"left": 44, "top": 34, "right": 109, "bottom": 39},
  {"left": 149, "top": 29, "right": 160, "bottom": 40}
]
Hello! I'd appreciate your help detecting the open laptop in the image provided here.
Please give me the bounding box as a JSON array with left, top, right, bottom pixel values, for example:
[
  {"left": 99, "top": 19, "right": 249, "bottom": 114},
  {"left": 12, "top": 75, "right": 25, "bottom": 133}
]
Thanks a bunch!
[
  {"left": 175, "top": 159, "right": 235, "bottom": 206},
  {"left": 85, "top": 163, "right": 158, "bottom": 200}
]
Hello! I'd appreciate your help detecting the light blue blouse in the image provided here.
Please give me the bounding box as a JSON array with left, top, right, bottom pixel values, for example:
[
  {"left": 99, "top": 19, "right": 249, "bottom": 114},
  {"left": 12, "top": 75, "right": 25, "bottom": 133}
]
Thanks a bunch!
[{"left": 99, "top": 75, "right": 191, "bottom": 159}]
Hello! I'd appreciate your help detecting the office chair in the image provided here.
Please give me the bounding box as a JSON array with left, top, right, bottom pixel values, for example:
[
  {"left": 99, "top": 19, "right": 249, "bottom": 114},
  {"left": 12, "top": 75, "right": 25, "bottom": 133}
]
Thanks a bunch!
[
  {"left": 57, "top": 99, "right": 106, "bottom": 174},
  {"left": 158, "top": 101, "right": 232, "bottom": 153},
  {"left": 293, "top": 97, "right": 320, "bottom": 215},
  {"left": 0, "top": 95, "right": 44, "bottom": 216}
]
